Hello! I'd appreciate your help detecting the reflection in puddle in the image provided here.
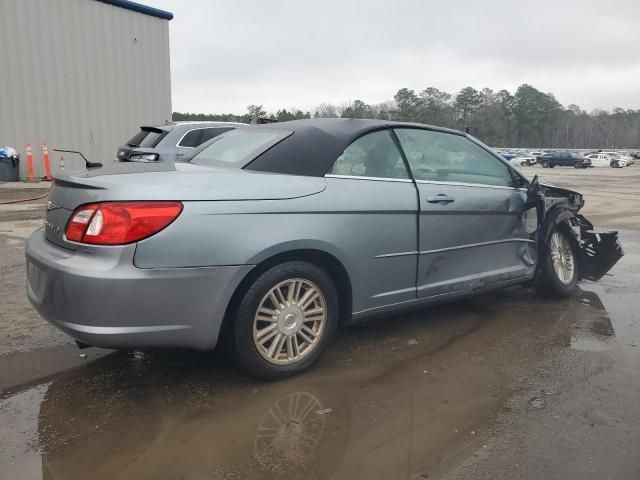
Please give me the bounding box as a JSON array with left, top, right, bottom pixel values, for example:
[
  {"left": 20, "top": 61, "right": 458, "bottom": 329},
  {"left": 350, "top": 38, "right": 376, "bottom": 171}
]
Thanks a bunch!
[
  {"left": 0, "top": 384, "right": 48, "bottom": 480},
  {"left": 0, "top": 283, "right": 633, "bottom": 480},
  {"left": 570, "top": 290, "right": 616, "bottom": 352},
  {"left": 254, "top": 392, "right": 326, "bottom": 474},
  {"left": 0, "top": 346, "right": 110, "bottom": 393},
  {"left": 31, "top": 303, "right": 504, "bottom": 480}
]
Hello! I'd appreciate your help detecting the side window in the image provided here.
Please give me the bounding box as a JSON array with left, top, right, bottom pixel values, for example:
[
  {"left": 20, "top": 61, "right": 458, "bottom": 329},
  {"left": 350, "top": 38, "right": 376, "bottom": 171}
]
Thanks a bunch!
[
  {"left": 329, "top": 130, "right": 409, "bottom": 179},
  {"left": 201, "top": 127, "right": 234, "bottom": 143},
  {"left": 394, "top": 128, "right": 513, "bottom": 187},
  {"left": 178, "top": 129, "right": 204, "bottom": 148}
]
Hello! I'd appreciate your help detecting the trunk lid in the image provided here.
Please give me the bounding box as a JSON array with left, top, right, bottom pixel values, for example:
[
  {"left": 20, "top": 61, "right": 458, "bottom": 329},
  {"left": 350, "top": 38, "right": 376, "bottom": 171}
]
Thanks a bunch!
[{"left": 44, "top": 163, "right": 326, "bottom": 250}]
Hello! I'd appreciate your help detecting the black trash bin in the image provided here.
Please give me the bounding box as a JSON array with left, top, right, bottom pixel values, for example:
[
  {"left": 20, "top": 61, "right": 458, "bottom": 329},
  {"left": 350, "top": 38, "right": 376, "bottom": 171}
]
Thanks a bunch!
[{"left": 0, "top": 156, "right": 20, "bottom": 182}]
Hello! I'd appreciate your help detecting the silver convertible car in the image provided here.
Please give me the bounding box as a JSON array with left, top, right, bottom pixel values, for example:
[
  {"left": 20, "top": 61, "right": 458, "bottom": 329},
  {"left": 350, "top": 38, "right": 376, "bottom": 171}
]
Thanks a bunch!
[{"left": 26, "top": 119, "right": 622, "bottom": 378}]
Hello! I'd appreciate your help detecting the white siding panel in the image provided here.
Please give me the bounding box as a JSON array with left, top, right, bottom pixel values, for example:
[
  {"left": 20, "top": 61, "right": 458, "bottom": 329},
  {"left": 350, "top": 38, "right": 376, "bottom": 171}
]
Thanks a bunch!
[{"left": 0, "top": 0, "right": 172, "bottom": 176}]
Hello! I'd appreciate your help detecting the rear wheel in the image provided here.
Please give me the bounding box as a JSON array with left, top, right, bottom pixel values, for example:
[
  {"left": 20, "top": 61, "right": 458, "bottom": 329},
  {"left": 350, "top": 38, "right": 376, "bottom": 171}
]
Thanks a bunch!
[
  {"left": 535, "top": 227, "right": 578, "bottom": 298},
  {"left": 230, "top": 261, "right": 339, "bottom": 380}
]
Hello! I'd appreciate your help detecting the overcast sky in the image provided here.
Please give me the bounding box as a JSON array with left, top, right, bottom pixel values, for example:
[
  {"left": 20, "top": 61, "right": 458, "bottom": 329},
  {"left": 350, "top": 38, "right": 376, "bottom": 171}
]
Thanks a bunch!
[{"left": 146, "top": 0, "right": 640, "bottom": 114}]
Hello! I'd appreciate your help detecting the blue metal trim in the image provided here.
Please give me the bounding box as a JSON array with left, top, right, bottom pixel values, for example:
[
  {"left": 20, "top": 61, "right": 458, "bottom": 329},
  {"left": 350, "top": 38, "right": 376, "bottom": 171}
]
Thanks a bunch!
[{"left": 96, "top": 0, "right": 173, "bottom": 20}]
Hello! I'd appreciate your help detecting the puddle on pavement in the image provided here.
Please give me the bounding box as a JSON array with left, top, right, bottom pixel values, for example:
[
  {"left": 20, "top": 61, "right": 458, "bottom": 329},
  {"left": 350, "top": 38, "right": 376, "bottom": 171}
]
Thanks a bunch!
[
  {"left": 569, "top": 290, "right": 617, "bottom": 352},
  {"left": 0, "top": 346, "right": 111, "bottom": 394},
  {"left": 0, "top": 294, "right": 603, "bottom": 480},
  {"left": 0, "top": 384, "right": 49, "bottom": 480},
  {"left": 1, "top": 236, "right": 638, "bottom": 480}
]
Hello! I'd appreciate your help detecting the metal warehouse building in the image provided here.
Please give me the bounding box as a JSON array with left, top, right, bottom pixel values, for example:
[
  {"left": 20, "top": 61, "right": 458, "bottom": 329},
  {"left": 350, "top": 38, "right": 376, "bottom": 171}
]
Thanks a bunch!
[{"left": 0, "top": 0, "right": 173, "bottom": 176}]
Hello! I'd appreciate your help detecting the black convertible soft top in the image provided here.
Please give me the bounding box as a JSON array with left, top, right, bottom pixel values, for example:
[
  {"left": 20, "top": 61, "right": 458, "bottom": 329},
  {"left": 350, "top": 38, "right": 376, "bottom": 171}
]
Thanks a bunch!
[{"left": 244, "top": 118, "right": 465, "bottom": 177}]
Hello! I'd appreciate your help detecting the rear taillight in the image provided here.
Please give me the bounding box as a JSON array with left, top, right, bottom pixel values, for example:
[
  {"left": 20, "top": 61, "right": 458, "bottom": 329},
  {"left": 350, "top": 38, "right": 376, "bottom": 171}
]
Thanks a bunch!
[{"left": 65, "top": 201, "right": 183, "bottom": 245}]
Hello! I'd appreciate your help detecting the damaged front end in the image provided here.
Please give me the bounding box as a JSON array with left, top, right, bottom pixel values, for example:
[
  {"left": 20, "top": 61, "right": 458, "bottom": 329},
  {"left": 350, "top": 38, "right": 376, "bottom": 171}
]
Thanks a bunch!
[{"left": 538, "top": 183, "right": 623, "bottom": 281}]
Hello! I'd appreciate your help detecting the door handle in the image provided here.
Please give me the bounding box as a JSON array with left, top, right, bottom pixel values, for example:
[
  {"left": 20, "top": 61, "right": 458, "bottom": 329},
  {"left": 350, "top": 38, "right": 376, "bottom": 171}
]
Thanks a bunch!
[{"left": 426, "top": 194, "right": 455, "bottom": 204}]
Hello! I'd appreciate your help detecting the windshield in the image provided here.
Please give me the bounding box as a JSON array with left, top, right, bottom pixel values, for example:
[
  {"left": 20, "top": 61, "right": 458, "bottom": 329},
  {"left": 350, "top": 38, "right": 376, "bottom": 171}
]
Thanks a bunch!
[{"left": 190, "top": 128, "right": 292, "bottom": 168}]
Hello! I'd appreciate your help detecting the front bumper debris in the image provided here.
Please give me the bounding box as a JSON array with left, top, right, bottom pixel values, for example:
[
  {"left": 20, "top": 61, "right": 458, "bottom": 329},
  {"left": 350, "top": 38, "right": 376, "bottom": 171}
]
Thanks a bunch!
[{"left": 571, "top": 213, "right": 623, "bottom": 281}]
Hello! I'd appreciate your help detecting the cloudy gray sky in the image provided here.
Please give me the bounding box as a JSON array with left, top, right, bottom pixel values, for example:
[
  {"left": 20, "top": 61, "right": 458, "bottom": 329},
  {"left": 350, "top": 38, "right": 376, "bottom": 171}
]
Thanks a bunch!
[{"left": 147, "top": 0, "right": 640, "bottom": 114}]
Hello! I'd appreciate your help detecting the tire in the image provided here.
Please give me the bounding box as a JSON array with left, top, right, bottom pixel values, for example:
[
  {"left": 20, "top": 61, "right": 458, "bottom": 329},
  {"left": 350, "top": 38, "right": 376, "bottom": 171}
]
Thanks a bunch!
[
  {"left": 542, "top": 160, "right": 549, "bottom": 168},
  {"left": 521, "top": 161, "right": 527, "bottom": 167},
  {"left": 610, "top": 161, "right": 619, "bottom": 168},
  {"left": 229, "top": 261, "right": 339, "bottom": 380},
  {"left": 574, "top": 161, "right": 581, "bottom": 169},
  {"left": 534, "top": 226, "right": 578, "bottom": 298}
]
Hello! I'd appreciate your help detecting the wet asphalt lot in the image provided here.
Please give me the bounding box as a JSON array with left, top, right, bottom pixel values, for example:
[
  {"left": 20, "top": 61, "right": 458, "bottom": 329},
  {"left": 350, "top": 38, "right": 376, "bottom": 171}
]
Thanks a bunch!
[{"left": 1, "top": 166, "right": 640, "bottom": 479}]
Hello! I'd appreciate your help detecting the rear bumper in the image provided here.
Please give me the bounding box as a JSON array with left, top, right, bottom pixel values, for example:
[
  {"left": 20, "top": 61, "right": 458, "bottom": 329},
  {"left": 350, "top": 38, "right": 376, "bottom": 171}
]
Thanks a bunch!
[{"left": 26, "top": 229, "right": 252, "bottom": 350}]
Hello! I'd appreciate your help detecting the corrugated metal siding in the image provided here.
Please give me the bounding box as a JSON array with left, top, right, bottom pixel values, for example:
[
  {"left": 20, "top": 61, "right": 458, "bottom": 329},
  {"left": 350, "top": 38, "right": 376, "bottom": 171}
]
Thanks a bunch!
[{"left": 0, "top": 0, "right": 171, "bottom": 176}]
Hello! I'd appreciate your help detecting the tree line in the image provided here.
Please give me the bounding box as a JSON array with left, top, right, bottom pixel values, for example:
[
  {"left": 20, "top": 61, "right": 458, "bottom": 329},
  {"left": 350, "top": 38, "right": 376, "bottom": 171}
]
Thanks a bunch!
[{"left": 173, "top": 84, "right": 640, "bottom": 148}]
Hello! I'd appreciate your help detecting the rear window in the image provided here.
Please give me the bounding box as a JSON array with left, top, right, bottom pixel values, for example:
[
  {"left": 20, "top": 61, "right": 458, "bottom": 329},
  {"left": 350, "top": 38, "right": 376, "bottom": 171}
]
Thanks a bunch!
[
  {"left": 126, "top": 129, "right": 165, "bottom": 148},
  {"left": 202, "top": 127, "right": 234, "bottom": 142},
  {"left": 190, "top": 129, "right": 291, "bottom": 168},
  {"left": 178, "top": 129, "right": 203, "bottom": 148},
  {"left": 179, "top": 127, "right": 236, "bottom": 148}
]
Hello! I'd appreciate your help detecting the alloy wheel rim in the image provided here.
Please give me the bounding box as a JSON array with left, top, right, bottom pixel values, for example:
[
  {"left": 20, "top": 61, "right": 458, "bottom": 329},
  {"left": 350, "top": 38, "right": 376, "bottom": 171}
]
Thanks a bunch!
[
  {"left": 253, "top": 278, "right": 327, "bottom": 365},
  {"left": 550, "top": 231, "right": 575, "bottom": 285}
]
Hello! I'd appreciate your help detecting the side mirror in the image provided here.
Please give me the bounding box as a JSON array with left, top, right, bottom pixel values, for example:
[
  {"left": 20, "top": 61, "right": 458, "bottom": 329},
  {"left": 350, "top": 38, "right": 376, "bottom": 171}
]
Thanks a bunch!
[
  {"left": 527, "top": 174, "right": 540, "bottom": 199},
  {"left": 524, "top": 174, "right": 544, "bottom": 226}
]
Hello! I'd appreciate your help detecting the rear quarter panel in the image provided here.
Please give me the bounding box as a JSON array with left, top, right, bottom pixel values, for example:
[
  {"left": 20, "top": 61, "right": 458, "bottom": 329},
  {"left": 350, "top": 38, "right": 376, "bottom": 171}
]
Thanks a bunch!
[{"left": 133, "top": 181, "right": 417, "bottom": 313}]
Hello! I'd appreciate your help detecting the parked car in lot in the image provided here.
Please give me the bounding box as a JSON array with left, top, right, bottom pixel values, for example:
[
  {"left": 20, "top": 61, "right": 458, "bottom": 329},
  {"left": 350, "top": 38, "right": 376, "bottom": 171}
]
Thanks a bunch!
[
  {"left": 585, "top": 153, "right": 627, "bottom": 168},
  {"left": 601, "top": 151, "right": 634, "bottom": 165},
  {"left": 514, "top": 153, "right": 537, "bottom": 166},
  {"left": 117, "top": 121, "right": 245, "bottom": 162},
  {"left": 537, "top": 151, "right": 590, "bottom": 168},
  {"left": 26, "top": 119, "right": 622, "bottom": 379}
]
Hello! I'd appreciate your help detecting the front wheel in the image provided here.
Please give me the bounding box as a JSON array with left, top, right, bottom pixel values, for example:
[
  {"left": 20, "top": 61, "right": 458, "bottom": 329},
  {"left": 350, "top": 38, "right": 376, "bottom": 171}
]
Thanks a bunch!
[
  {"left": 534, "top": 228, "right": 578, "bottom": 298},
  {"left": 230, "top": 261, "right": 339, "bottom": 380}
]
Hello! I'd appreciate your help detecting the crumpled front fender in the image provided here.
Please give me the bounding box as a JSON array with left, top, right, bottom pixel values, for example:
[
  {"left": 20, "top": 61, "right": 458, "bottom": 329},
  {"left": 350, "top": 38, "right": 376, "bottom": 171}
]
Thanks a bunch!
[{"left": 540, "top": 207, "right": 623, "bottom": 281}]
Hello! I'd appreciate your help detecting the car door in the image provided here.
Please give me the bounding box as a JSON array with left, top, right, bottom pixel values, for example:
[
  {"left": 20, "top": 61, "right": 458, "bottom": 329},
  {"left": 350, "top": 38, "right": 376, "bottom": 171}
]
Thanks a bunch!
[
  {"left": 325, "top": 129, "right": 419, "bottom": 312},
  {"left": 393, "top": 128, "right": 535, "bottom": 299},
  {"left": 587, "top": 154, "right": 600, "bottom": 167},
  {"left": 559, "top": 152, "right": 570, "bottom": 166},
  {"left": 564, "top": 152, "right": 576, "bottom": 166}
]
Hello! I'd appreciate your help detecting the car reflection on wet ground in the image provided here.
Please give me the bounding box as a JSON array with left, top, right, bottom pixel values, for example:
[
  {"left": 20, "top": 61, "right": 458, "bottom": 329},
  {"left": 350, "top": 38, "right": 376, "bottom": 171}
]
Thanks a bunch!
[
  {"left": 1, "top": 169, "right": 640, "bottom": 479},
  {"left": 0, "top": 231, "right": 640, "bottom": 479}
]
